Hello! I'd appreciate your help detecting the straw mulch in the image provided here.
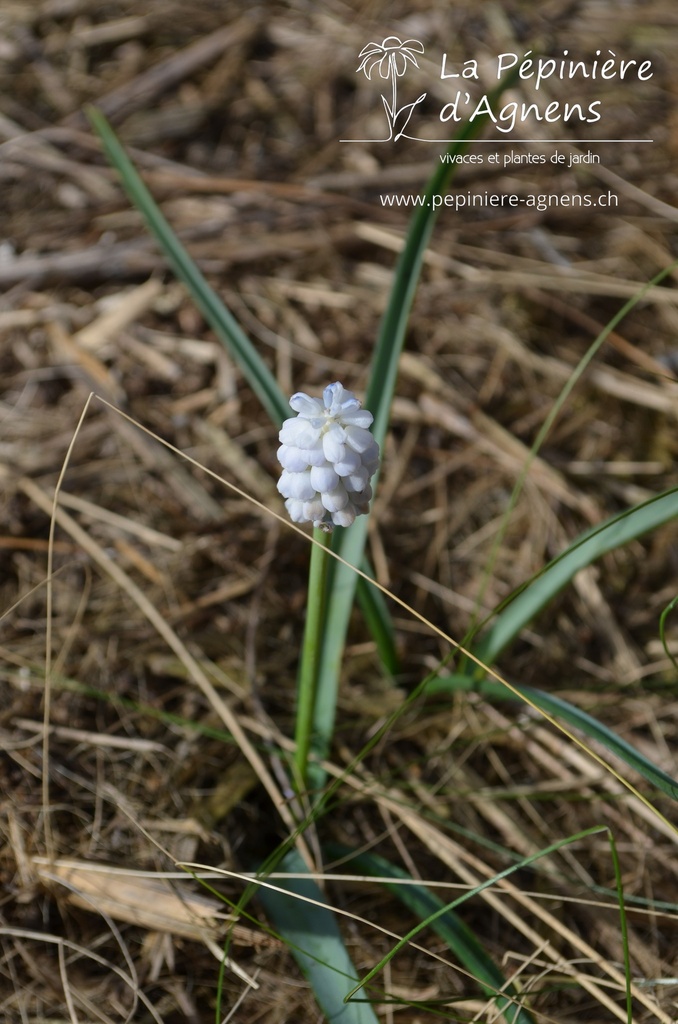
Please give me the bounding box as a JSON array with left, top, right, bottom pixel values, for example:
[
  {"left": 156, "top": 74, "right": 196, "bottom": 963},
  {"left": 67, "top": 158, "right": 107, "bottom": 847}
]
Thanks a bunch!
[{"left": 1, "top": 1, "right": 677, "bottom": 1021}]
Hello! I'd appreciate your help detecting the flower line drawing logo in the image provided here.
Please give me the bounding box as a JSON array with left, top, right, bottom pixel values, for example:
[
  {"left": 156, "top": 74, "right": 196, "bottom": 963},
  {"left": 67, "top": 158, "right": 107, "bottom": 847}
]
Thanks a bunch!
[{"left": 356, "top": 36, "right": 426, "bottom": 141}]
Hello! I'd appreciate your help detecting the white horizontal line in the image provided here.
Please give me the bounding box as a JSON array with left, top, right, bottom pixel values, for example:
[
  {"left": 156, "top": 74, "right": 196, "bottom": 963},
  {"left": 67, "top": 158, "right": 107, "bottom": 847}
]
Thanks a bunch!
[{"left": 456, "top": 139, "right": 653, "bottom": 144}]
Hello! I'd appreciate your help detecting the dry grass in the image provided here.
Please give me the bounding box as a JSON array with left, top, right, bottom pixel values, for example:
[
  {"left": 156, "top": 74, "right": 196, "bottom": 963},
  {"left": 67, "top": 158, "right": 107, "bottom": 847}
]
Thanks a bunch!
[{"left": 1, "top": 1, "right": 678, "bottom": 1021}]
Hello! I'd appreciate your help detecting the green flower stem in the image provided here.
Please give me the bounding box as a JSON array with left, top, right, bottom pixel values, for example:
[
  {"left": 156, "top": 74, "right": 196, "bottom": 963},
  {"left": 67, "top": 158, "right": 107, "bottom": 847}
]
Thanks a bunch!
[{"left": 294, "top": 527, "right": 332, "bottom": 791}]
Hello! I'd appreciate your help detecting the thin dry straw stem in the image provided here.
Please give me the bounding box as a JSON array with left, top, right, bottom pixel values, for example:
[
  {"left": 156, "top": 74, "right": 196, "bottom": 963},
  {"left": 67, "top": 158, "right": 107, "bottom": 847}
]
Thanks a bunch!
[
  {"left": 76, "top": 392, "right": 678, "bottom": 840},
  {"left": 57, "top": 940, "right": 78, "bottom": 1024},
  {"left": 181, "top": 854, "right": 639, "bottom": 1022},
  {"left": 42, "top": 394, "right": 96, "bottom": 861},
  {"left": 31, "top": 394, "right": 312, "bottom": 868},
  {"left": 377, "top": 804, "right": 662, "bottom": 1021},
  {"left": 29, "top": 858, "right": 678, "bottom": 920},
  {"left": 31, "top": 470, "right": 310, "bottom": 864},
  {"left": 0, "top": 928, "right": 164, "bottom": 1024},
  {"left": 178, "top": 861, "right": 484, "bottom": 982}
]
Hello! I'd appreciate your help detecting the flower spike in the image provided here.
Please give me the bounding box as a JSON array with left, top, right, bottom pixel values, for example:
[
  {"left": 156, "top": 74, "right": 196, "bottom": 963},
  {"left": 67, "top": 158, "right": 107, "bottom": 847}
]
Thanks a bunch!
[{"left": 277, "top": 382, "right": 380, "bottom": 530}]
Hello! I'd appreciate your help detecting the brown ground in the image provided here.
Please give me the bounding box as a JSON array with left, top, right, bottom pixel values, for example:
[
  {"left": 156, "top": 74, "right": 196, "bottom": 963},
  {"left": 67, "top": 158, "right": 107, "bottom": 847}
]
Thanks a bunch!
[{"left": 1, "top": 1, "right": 678, "bottom": 1021}]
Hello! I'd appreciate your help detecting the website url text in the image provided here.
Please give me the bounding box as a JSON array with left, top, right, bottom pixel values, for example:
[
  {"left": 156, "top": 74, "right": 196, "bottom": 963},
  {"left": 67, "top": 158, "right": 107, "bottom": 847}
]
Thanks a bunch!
[{"left": 380, "top": 191, "right": 618, "bottom": 212}]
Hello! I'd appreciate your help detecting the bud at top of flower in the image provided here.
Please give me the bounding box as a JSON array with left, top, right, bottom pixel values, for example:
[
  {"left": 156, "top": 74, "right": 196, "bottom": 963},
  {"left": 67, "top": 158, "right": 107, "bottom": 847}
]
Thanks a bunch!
[{"left": 276, "top": 381, "right": 380, "bottom": 530}]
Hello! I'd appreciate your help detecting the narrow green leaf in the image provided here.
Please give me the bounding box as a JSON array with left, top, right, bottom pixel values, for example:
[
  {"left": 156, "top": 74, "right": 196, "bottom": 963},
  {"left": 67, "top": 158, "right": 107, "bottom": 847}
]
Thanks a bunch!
[
  {"left": 311, "top": 69, "right": 523, "bottom": 792},
  {"left": 87, "top": 105, "right": 396, "bottom": 678},
  {"left": 330, "top": 826, "right": 629, "bottom": 1018},
  {"left": 256, "top": 849, "right": 380, "bottom": 1024},
  {"left": 659, "top": 592, "right": 678, "bottom": 674},
  {"left": 461, "top": 257, "right": 678, "bottom": 653},
  {"left": 476, "top": 488, "right": 678, "bottom": 668},
  {"left": 325, "top": 845, "right": 535, "bottom": 1023},
  {"left": 605, "top": 830, "right": 633, "bottom": 1024},
  {"left": 356, "top": 572, "right": 400, "bottom": 676},
  {"left": 86, "top": 106, "right": 290, "bottom": 425},
  {"left": 426, "top": 674, "right": 678, "bottom": 802}
]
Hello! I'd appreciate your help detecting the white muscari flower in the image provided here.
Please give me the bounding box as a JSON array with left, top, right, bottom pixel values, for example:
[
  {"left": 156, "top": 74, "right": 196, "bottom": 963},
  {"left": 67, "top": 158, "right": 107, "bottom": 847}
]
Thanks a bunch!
[{"left": 277, "top": 381, "right": 380, "bottom": 530}]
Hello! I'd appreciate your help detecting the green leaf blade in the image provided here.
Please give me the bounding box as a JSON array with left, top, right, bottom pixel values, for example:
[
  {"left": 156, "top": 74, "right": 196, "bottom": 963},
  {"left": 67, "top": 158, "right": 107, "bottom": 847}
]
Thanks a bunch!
[
  {"left": 87, "top": 106, "right": 290, "bottom": 426},
  {"left": 256, "top": 849, "right": 380, "bottom": 1024},
  {"left": 325, "top": 845, "right": 536, "bottom": 1024},
  {"left": 311, "top": 69, "right": 523, "bottom": 793},
  {"left": 427, "top": 674, "right": 678, "bottom": 802},
  {"left": 477, "top": 488, "right": 678, "bottom": 668}
]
